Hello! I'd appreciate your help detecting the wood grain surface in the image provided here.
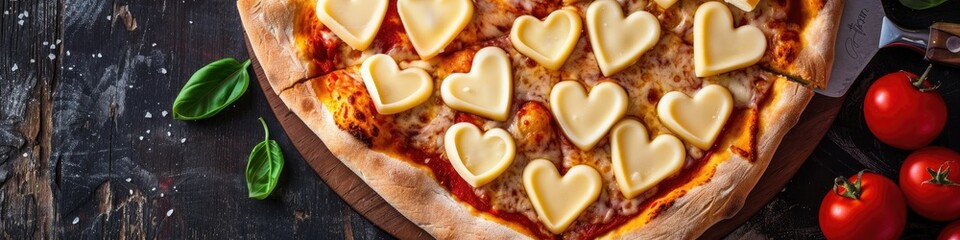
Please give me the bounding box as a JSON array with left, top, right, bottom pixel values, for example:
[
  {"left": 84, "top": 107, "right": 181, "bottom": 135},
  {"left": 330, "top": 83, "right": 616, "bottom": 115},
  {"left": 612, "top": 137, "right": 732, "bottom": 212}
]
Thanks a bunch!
[{"left": 2, "top": 0, "right": 957, "bottom": 238}]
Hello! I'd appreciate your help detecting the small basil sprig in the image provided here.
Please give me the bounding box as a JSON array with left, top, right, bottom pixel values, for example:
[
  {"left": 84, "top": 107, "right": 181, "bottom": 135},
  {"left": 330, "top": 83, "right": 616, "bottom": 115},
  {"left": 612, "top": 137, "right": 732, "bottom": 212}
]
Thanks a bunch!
[
  {"left": 172, "top": 58, "right": 252, "bottom": 120},
  {"left": 900, "top": 0, "right": 948, "bottom": 10},
  {"left": 246, "top": 117, "right": 284, "bottom": 200}
]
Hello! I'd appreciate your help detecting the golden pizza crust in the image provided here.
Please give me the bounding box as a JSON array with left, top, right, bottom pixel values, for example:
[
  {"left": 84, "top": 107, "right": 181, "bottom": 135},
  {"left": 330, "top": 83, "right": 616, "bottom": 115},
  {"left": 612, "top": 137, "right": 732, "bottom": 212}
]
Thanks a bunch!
[
  {"left": 237, "top": 0, "right": 311, "bottom": 94},
  {"left": 279, "top": 82, "right": 530, "bottom": 239},
  {"left": 779, "top": 0, "right": 844, "bottom": 88},
  {"left": 279, "top": 73, "right": 810, "bottom": 239},
  {"left": 242, "top": 0, "right": 831, "bottom": 238}
]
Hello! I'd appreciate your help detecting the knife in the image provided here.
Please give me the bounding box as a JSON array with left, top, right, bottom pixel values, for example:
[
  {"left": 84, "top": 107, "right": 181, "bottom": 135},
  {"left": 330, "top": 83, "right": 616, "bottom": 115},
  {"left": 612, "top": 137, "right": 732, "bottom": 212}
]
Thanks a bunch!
[
  {"left": 817, "top": 0, "right": 884, "bottom": 97},
  {"left": 816, "top": 1, "right": 960, "bottom": 97},
  {"left": 878, "top": 19, "right": 960, "bottom": 68}
]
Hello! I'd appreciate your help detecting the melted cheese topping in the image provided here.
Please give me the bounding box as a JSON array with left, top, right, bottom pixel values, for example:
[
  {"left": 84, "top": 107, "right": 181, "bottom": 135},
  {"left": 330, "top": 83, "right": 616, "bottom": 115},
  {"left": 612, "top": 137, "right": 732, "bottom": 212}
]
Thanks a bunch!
[
  {"left": 523, "top": 159, "right": 602, "bottom": 234},
  {"left": 510, "top": 9, "right": 582, "bottom": 70},
  {"left": 314, "top": 0, "right": 387, "bottom": 50},
  {"left": 360, "top": 54, "right": 434, "bottom": 114},
  {"left": 657, "top": 85, "right": 734, "bottom": 150},
  {"left": 693, "top": 2, "right": 766, "bottom": 77},
  {"left": 549, "top": 81, "right": 628, "bottom": 151},
  {"left": 397, "top": 0, "right": 474, "bottom": 60},
  {"left": 440, "top": 47, "right": 514, "bottom": 121},
  {"left": 610, "top": 119, "right": 685, "bottom": 199},
  {"left": 296, "top": 0, "right": 563, "bottom": 77},
  {"left": 444, "top": 123, "right": 516, "bottom": 187},
  {"left": 302, "top": 0, "right": 786, "bottom": 237},
  {"left": 585, "top": 0, "right": 661, "bottom": 76}
]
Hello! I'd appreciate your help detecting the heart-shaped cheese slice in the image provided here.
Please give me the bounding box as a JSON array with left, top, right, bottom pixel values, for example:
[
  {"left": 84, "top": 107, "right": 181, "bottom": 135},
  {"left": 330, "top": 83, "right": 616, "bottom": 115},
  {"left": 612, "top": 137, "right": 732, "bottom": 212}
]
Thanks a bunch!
[
  {"left": 440, "top": 47, "right": 513, "bottom": 121},
  {"left": 657, "top": 85, "right": 733, "bottom": 150},
  {"left": 397, "top": 0, "right": 473, "bottom": 60},
  {"left": 586, "top": 0, "right": 661, "bottom": 76},
  {"left": 510, "top": 9, "right": 582, "bottom": 71},
  {"left": 725, "top": 0, "right": 760, "bottom": 12},
  {"left": 360, "top": 54, "right": 433, "bottom": 114},
  {"left": 315, "top": 0, "right": 388, "bottom": 51},
  {"left": 610, "top": 119, "right": 685, "bottom": 198},
  {"left": 693, "top": 1, "right": 766, "bottom": 77},
  {"left": 523, "top": 159, "right": 601, "bottom": 234},
  {"left": 653, "top": 0, "right": 679, "bottom": 9},
  {"left": 549, "top": 81, "right": 628, "bottom": 150},
  {"left": 444, "top": 123, "right": 516, "bottom": 187}
]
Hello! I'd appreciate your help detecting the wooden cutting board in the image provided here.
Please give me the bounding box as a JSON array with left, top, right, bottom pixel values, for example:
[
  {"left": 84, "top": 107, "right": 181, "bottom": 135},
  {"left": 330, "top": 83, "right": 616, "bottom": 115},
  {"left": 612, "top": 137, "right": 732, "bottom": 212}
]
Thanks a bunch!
[{"left": 246, "top": 41, "right": 844, "bottom": 239}]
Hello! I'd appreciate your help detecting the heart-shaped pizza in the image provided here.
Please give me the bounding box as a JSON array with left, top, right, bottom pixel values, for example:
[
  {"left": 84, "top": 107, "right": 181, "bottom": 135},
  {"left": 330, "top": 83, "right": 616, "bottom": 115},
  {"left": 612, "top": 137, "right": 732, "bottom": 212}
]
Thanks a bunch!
[{"left": 238, "top": 0, "right": 842, "bottom": 238}]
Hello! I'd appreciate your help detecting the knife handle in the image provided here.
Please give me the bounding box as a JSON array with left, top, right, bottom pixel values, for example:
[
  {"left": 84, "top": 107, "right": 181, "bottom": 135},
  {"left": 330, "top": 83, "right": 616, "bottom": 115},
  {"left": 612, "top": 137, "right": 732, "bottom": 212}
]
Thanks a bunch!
[{"left": 927, "top": 22, "right": 960, "bottom": 69}]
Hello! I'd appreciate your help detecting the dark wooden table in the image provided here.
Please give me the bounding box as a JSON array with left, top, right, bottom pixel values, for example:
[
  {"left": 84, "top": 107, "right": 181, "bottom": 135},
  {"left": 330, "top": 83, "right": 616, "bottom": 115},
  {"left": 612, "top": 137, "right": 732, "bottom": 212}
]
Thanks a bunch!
[{"left": 1, "top": 0, "right": 958, "bottom": 239}]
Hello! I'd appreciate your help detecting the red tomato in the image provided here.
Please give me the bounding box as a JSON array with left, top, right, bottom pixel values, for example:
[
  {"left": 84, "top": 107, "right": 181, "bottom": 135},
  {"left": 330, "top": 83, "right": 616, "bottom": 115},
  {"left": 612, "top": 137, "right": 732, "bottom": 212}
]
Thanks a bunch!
[
  {"left": 819, "top": 171, "right": 906, "bottom": 240},
  {"left": 941, "top": 221, "right": 960, "bottom": 240},
  {"left": 863, "top": 67, "right": 946, "bottom": 150},
  {"left": 900, "top": 147, "right": 960, "bottom": 221}
]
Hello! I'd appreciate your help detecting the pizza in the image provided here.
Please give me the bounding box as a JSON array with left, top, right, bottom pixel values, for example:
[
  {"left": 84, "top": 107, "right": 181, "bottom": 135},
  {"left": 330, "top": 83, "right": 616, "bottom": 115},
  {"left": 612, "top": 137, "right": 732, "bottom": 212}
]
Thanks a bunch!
[{"left": 238, "top": 0, "right": 842, "bottom": 238}]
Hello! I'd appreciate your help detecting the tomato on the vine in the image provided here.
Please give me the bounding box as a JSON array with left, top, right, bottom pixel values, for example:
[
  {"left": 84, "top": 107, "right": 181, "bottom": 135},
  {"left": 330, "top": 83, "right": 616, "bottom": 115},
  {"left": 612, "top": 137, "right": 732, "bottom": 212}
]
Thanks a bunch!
[
  {"left": 863, "top": 66, "right": 946, "bottom": 150},
  {"left": 941, "top": 221, "right": 960, "bottom": 240},
  {"left": 819, "top": 171, "right": 906, "bottom": 240},
  {"left": 900, "top": 147, "right": 960, "bottom": 221}
]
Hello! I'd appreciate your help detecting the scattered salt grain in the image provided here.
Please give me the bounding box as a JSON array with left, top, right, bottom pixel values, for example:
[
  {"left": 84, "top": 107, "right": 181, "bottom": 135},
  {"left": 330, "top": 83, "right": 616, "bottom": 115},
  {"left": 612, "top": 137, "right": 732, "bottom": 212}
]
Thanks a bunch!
[
  {"left": 22, "top": 153, "right": 28, "bottom": 157},
  {"left": 146, "top": 130, "right": 150, "bottom": 134},
  {"left": 129, "top": 189, "right": 133, "bottom": 195},
  {"left": 42, "top": 41, "right": 49, "bottom": 46},
  {"left": 66, "top": 51, "right": 70, "bottom": 56},
  {"left": 3, "top": 11, "right": 8, "bottom": 15},
  {"left": 17, "top": 20, "right": 23, "bottom": 26},
  {"left": 138, "top": 136, "right": 144, "bottom": 140},
  {"left": 151, "top": 187, "right": 156, "bottom": 191},
  {"left": 47, "top": 53, "right": 55, "bottom": 60},
  {"left": 160, "top": 193, "right": 165, "bottom": 198},
  {"left": 68, "top": 67, "right": 73, "bottom": 70},
  {"left": 72, "top": 217, "right": 79, "bottom": 224},
  {"left": 56, "top": 39, "right": 61, "bottom": 44},
  {"left": 161, "top": 110, "right": 168, "bottom": 117},
  {"left": 125, "top": 178, "right": 131, "bottom": 182},
  {"left": 50, "top": 44, "right": 55, "bottom": 50},
  {"left": 107, "top": 15, "right": 111, "bottom": 20},
  {"left": 145, "top": 112, "right": 153, "bottom": 118},
  {"left": 23, "top": 11, "right": 28, "bottom": 18},
  {"left": 166, "top": 131, "right": 171, "bottom": 137},
  {"left": 160, "top": 68, "right": 167, "bottom": 74},
  {"left": 180, "top": 138, "right": 186, "bottom": 143},
  {"left": 30, "top": 59, "right": 35, "bottom": 63},
  {"left": 188, "top": 20, "right": 193, "bottom": 24},
  {"left": 152, "top": 43, "right": 157, "bottom": 47},
  {"left": 166, "top": 209, "right": 174, "bottom": 217},
  {"left": 97, "top": 53, "right": 102, "bottom": 58},
  {"left": 11, "top": 64, "right": 17, "bottom": 72}
]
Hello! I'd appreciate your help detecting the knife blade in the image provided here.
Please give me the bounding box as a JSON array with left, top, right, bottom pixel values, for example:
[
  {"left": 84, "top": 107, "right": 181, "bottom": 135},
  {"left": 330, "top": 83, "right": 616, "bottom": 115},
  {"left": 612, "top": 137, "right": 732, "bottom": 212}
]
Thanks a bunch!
[{"left": 816, "top": 0, "right": 885, "bottom": 97}]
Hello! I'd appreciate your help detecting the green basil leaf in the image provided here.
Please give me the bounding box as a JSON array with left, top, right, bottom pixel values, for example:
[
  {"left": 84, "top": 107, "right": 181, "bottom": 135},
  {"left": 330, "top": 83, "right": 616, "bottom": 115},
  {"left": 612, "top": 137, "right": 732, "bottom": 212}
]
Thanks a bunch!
[
  {"left": 899, "top": 0, "right": 948, "bottom": 10},
  {"left": 246, "top": 117, "right": 284, "bottom": 200},
  {"left": 172, "top": 58, "right": 252, "bottom": 120}
]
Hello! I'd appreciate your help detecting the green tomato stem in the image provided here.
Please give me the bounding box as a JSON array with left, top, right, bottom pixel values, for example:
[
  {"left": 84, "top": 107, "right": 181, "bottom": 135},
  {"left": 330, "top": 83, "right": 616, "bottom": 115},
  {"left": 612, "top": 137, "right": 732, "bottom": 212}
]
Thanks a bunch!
[
  {"left": 924, "top": 162, "right": 960, "bottom": 186},
  {"left": 908, "top": 65, "right": 941, "bottom": 92},
  {"left": 833, "top": 171, "right": 865, "bottom": 200}
]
